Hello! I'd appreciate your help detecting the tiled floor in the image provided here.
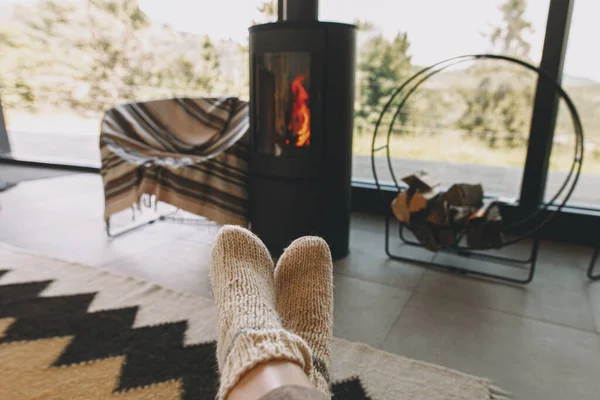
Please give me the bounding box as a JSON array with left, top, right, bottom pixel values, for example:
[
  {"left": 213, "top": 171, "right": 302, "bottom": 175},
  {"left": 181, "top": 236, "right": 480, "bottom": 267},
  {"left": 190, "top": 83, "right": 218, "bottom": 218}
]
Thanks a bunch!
[{"left": 1, "top": 173, "right": 599, "bottom": 399}]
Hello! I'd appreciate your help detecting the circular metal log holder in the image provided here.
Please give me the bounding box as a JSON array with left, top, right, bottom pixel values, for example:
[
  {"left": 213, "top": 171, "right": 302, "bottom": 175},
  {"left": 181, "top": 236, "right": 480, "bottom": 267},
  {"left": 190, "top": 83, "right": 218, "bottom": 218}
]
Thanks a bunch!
[{"left": 371, "top": 54, "right": 584, "bottom": 284}]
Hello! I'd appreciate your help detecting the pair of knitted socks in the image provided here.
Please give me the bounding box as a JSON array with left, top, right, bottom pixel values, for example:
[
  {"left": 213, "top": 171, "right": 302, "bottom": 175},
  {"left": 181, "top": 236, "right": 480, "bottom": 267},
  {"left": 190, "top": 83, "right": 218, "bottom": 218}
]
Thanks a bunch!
[{"left": 211, "top": 226, "right": 333, "bottom": 400}]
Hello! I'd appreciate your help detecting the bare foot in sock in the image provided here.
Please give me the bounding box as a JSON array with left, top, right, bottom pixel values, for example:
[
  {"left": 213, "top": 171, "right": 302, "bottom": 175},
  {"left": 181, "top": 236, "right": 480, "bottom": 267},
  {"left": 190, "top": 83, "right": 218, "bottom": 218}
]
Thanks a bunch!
[
  {"left": 274, "top": 236, "right": 334, "bottom": 397},
  {"left": 210, "top": 226, "right": 313, "bottom": 400}
]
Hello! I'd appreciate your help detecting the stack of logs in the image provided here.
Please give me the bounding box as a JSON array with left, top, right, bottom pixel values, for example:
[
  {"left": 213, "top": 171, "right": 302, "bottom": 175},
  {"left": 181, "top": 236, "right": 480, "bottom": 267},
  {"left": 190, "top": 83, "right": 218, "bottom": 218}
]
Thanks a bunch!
[{"left": 391, "top": 171, "right": 504, "bottom": 251}]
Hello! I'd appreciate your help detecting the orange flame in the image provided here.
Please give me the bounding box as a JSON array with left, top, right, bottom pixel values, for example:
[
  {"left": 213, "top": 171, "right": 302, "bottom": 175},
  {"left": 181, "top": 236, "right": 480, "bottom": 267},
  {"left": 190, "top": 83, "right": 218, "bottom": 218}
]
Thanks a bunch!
[{"left": 288, "top": 75, "right": 310, "bottom": 147}]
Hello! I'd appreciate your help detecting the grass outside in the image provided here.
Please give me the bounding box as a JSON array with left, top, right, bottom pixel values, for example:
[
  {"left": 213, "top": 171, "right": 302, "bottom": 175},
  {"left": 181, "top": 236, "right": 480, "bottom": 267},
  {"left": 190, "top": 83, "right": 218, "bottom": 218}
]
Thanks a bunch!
[
  {"left": 354, "top": 130, "right": 600, "bottom": 175},
  {"left": 5, "top": 109, "right": 102, "bottom": 136},
  {"left": 5, "top": 108, "right": 600, "bottom": 176}
]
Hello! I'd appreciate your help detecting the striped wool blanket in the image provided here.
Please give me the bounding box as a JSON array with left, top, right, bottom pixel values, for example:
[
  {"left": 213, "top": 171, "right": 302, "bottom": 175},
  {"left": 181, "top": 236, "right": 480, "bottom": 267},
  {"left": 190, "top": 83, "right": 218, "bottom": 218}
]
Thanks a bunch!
[{"left": 100, "top": 97, "right": 249, "bottom": 226}]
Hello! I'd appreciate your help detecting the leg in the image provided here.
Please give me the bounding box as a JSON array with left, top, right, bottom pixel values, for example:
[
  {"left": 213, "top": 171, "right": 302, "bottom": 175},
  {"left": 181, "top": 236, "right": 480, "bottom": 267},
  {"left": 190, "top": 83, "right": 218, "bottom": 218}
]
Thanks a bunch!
[
  {"left": 210, "top": 226, "right": 316, "bottom": 400},
  {"left": 275, "top": 237, "right": 334, "bottom": 397},
  {"left": 228, "top": 360, "right": 317, "bottom": 400}
]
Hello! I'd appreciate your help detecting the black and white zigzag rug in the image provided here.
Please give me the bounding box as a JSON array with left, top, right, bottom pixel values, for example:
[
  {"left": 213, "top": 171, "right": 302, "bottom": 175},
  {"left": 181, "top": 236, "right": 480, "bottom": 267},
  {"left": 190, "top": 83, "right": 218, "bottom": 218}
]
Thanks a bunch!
[{"left": 0, "top": 243, "right": 508, "bottom": 399}]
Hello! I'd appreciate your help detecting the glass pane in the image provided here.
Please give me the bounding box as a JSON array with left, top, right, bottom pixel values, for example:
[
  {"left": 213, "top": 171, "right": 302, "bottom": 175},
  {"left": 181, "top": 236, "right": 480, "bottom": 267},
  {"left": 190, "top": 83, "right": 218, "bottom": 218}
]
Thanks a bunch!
[
  {"left": 255, "top": 52, "right": 312, "bottom": 156},
  {"left": 545, "top": 0, "right": 600, "bottom": 209},
  {"left": 321, "top": 0, "right": 550, "bottom": 200},
  {"left": 1, "top": 0, "right": 553, "bottom": 195},
  {"left": 0, "top": 0, "right": 250, "bottom": 166}
]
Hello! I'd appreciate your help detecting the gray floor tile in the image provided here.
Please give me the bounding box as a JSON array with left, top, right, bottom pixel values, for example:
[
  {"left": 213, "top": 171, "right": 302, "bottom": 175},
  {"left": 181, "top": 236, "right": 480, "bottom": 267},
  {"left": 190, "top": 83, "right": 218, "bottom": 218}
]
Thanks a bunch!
[
  {"left": 334, "top": 223, "right": 428, "bottom": 291},
  {"left": 588, "top": 282, "right": 600, "bottom": 333},
  {"left": 382, "top": 293, "right": 600, "bottom": 400},
  {"left": 4, "top": 217, "right": 174, "bottom": 267},
  {"left": 416, "top": 257, "right": 597, "bottom": 331},
  {"left": 0, "top": 174, "right": 104, "bottom": 223},
  {"left": 350, "top": 212, "right": 386, "bottom": 232},
  {"left": 333, "top": 274, "right": 412, "bottom": 348},
  {"left": 429, "top": 243, "right": 537, "bottom": 282},
  {"left": 103, "top": 236, "right": 214, "bottom": 296},
  {"left": 0, "top": 205, "right": 71, "bottom": 240},
  {"left": 538, "top": 240, "right": 595, "bottom": 271}
]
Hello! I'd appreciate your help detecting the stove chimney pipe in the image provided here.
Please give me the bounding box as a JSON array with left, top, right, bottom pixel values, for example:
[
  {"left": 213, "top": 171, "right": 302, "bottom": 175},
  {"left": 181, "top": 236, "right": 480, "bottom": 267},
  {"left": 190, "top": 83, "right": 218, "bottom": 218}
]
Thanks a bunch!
[{"left": 278, "top": 0, "right": 318, "bottom": 22}]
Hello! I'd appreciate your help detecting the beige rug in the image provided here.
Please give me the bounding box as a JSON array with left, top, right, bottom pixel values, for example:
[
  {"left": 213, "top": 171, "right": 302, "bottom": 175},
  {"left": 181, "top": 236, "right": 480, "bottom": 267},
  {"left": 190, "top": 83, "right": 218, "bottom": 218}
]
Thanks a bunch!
[{"left": 0, "top": 243, "right": 509, "bottom": 399}]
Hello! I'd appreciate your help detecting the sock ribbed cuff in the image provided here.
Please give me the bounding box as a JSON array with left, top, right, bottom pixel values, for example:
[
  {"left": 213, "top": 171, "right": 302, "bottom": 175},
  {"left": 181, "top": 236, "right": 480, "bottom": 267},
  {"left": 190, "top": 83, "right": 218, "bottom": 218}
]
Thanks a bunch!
[
  {"left": 274, "top": 236, "right": 334, "bottom": 397},
  {"left": 218, "top": 329, "right": 313, "bottom": 400}
]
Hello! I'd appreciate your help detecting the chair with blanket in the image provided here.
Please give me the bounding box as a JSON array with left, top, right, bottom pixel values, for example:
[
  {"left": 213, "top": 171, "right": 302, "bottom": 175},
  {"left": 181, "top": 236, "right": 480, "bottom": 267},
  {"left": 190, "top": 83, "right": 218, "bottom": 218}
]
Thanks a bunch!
[{"left": 100, "top": 97, "right": 249, "bottom": 236}]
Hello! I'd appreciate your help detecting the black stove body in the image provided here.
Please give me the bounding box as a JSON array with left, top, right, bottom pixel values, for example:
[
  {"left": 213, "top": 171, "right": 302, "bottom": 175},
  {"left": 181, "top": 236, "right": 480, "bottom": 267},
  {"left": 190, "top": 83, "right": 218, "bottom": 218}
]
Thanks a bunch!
[{"left": 248, "top": 0, "right": 356, "bottom": 259}]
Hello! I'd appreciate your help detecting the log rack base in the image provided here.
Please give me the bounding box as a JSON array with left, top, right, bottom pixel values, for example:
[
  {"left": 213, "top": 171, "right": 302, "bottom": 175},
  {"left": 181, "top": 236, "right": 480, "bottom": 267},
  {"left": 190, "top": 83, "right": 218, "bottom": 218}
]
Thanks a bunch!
[
  {"left": 384, "top": 215, "right": 540, "bottom": 285},
  {"left": 588, "top": 248, "right": 600, "bottom": 281}
]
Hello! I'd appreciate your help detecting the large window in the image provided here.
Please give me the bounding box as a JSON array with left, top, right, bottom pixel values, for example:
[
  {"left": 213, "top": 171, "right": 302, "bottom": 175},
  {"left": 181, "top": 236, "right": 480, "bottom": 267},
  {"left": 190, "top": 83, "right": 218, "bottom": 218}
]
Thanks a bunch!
[
  {"left": 0, "top": 0, "right": 251, "bottom": 166},
  {"left": 324, "top": 0, "right": 550, "bottom": 202},
  {"left": 0, "top": 1, "right": 595, "bottom": 232},
  {"left": 0, "top": 0, "right": 551, "bottom": 183},
  {"left": 545, "top": 0, "right": 600, "bottom": 209}
]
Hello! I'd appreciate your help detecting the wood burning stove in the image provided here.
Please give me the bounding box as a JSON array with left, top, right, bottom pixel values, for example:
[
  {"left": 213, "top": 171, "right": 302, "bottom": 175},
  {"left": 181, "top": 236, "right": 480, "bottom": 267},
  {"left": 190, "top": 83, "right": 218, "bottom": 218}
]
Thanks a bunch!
[{"left": 248, "top": 0, "right": 356, "bottom": 259}]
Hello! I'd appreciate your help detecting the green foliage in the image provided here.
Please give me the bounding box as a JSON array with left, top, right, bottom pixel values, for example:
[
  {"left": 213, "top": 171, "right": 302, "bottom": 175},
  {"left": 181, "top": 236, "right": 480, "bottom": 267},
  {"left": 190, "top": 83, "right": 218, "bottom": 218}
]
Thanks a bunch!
[
  {"left": 0, "top": 0, "right": 223, "bottom": 116},
  {"left": 353, "top": 19, "right": 376, "bottom": 32},
  {"left": 0, "top": 23, "right": 36, "bottom": 110},
  {"left": 236, "top": 0, "right": 279, "bottom": 99},
  {"left": 457, "top": 75, "right": 533, "bottom": 147},
  {"left": 92, "top": 0, "right": 150, "bottom": 29},
  {"left": 457, "top": 0, "right": 534, "bottom": 148},
  {"left": 488, "top": 0, "right": 533, "bottom": 58},
  {"left": 355, "top": 32, "right": 413, "bottom": 135},
  {"left": 555, "top": 80, "right": 600, "bottom": 141},
  {"left": 257, "top": 1, "right": 277, "bottom": 18}
]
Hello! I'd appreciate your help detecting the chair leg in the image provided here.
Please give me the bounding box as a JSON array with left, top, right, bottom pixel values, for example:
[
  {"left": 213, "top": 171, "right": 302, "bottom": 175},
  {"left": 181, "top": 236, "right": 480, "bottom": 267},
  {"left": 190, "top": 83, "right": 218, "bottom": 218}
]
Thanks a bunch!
[
  {"left": 106, "top": 216, "right": 161, "bottom": 238},
  {"left": 106, "top": 208, "right": 177, "bottom": 238}
]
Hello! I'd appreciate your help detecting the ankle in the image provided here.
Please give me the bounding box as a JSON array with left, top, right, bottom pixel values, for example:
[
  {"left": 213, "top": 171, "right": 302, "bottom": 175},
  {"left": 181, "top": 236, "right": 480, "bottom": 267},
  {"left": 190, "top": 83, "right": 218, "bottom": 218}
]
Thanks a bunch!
[{"left": 227, "top": 361, "right": 313, "bottom": 400}]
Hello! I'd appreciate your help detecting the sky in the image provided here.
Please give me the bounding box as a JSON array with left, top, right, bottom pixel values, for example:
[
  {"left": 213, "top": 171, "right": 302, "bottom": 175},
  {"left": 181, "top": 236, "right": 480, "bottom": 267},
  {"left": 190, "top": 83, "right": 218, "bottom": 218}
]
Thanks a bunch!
[
  {"left": 135, "top": 0, "right": 600, "bottom": 82},
  {"left": 2, "top": 0, "right": 599, "bottom": 81}
]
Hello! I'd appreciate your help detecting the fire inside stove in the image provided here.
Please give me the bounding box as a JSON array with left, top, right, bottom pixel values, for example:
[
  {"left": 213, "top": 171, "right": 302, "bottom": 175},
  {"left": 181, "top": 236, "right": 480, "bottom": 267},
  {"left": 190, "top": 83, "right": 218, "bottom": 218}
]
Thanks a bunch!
[
  {"left": 287, "top": 75, "right": 310, "bottom": 147},
  {"left": 255, "top": 52, "right": 312, "bottom": 155}
]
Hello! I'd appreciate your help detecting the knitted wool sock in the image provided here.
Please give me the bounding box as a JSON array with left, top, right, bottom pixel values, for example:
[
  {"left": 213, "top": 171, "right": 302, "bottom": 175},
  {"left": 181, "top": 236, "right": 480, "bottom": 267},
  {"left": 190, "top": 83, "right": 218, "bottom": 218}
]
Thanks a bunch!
[
  {"left": 274, "top": 236, "right": 334, "bottom": 397},
  {"left": 210, "top": 225, "right": 313, "bottom": 400}
]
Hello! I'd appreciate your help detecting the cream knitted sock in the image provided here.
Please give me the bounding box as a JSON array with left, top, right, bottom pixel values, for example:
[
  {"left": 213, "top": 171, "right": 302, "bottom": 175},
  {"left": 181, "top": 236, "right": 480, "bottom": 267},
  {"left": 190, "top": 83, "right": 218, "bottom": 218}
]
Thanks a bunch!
[
  {"left": 210, "top": 225, "right": 313, "bottom": 400},
  {"left": 274, "top": 236, "right": 334, "bottom": 397}
]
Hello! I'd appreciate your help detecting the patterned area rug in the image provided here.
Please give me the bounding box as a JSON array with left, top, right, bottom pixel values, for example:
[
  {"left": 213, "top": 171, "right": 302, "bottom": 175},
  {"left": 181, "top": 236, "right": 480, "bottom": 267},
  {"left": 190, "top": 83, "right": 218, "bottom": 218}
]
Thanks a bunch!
[{"left": 0, "top": 243, "right": 509, "bottom": 399}]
